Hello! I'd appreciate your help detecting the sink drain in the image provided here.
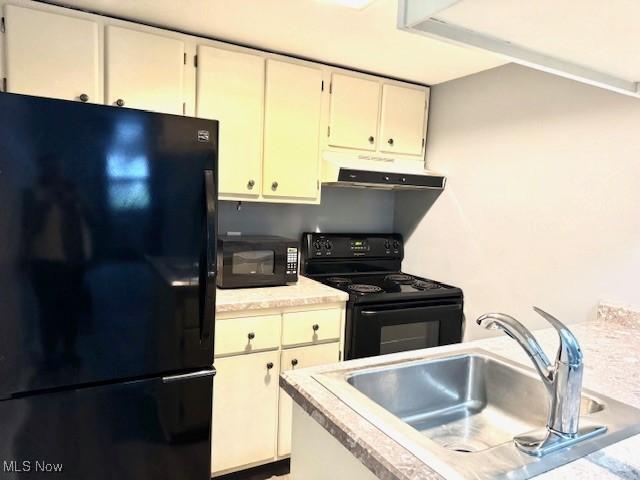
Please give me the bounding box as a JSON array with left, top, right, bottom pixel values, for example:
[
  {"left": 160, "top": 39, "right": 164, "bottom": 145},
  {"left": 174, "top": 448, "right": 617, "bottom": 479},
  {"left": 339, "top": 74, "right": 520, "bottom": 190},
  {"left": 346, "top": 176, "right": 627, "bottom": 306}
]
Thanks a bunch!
[
  {"left": 441, "top": 441, "right": 483, "bottom": 453},
  {"left": 451, "top": 446, "right": 474, "bottom": 453}
]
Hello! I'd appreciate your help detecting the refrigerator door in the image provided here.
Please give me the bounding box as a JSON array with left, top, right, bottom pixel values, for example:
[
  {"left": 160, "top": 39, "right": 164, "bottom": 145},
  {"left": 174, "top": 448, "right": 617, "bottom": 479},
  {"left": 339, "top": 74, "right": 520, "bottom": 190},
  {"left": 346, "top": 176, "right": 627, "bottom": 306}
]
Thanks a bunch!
[
  {"left": 0, "top": 93, "right": 218, "bottom": 398},
  {"left": 0, "top": 370, "right": 214, "bottom": 479}
]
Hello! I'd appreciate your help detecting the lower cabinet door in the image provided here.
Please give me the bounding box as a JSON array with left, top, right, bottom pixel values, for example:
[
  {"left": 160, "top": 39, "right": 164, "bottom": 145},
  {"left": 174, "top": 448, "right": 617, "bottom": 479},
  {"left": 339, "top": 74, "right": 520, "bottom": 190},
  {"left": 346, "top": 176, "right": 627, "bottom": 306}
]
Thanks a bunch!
[
  {"left": 277, "top": 342, "right": 341, "bottom": 457},
  {"left": 212, "top": 350, "right": 280, "bottom": 475}
]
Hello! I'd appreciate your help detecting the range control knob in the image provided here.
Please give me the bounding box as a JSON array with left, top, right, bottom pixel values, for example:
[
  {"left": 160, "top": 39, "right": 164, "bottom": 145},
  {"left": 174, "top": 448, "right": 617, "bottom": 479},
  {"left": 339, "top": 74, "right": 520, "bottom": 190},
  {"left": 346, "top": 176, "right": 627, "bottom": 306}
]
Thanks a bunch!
[
  {"left": 384, "top": 240, "right": 391, "bottom": 250},
  {"left": 313, "top": 240, "right": 322, "bottom": 250},
  {"left": 393, "top": 240, "right": 400, "bottom": 249},
  {"left": 325, "top": 240, "right": 333, "bottom": 250}
]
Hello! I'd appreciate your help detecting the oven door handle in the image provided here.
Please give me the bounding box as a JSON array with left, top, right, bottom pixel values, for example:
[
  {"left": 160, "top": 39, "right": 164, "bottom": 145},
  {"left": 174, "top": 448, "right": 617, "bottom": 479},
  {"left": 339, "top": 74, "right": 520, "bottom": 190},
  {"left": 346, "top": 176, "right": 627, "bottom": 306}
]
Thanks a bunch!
[{"left": 361, "top": 304, "right": 462, "bottom": 316}]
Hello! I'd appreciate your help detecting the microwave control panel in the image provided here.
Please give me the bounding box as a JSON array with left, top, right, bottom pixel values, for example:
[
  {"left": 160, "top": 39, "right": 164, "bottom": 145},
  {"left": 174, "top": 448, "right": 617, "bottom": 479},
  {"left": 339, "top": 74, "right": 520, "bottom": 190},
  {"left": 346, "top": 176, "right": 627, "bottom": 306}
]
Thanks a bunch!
[{"left": 286, "top": 247, "right": 299, "bottom": 276}]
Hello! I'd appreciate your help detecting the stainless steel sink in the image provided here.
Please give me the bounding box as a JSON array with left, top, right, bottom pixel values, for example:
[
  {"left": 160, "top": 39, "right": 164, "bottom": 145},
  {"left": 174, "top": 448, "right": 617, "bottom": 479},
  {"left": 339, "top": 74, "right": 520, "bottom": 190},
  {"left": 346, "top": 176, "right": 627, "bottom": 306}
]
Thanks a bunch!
[{"left": 314, "top": 349, "right": 640, "bottom": 479}]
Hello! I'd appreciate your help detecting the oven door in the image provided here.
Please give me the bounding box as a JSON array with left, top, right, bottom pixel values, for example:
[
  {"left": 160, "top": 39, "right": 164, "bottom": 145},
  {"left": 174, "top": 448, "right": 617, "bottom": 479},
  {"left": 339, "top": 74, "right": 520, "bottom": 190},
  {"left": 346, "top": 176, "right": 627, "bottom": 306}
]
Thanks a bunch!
[
  {"left": 348, "top": 300, "right": 464, "bottom": 359},
  {"left": 218, "top": 241, "right": 287, "bottom": 288}
]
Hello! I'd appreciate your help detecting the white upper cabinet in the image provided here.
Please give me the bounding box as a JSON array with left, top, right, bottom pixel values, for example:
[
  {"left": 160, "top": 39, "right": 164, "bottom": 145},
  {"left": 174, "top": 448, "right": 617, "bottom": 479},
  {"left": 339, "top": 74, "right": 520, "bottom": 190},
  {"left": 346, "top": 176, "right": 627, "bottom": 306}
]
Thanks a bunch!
[
  {"left": 3, "top": 5, "right": 100, "bottom": 103},
  {"left": 328, "top": 73, "right": 381, "bottom": 151},
  {"left": 196, "top": 46, "right": 265, "bottom": 198},
  {"left": 379, "top": 84, "right": 428, "bottom": 156},
  {"left": 262, "top": 59, "right": 323, "bottom": 201},
  {"left": 105, "top": 26, "right": 185, "bottom": 114}
]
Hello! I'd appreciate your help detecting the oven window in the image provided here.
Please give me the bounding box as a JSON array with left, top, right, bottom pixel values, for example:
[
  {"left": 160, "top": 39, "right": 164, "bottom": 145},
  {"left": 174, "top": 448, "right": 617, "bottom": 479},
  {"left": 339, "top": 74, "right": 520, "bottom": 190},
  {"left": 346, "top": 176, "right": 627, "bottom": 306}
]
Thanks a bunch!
[
  {"left": 380, "top": 322, "right": 440, "bottom": 355},
  {"left": 232, "top": 250, "right": 275, "bottom": 275}
]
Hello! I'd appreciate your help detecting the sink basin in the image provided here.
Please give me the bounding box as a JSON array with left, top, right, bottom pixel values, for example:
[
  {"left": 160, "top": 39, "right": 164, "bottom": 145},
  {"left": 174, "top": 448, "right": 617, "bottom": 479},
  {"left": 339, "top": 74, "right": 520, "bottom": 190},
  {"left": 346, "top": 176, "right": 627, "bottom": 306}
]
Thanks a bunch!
[{"left": 314, "top": 349, "right": 640, "bottom": 479}]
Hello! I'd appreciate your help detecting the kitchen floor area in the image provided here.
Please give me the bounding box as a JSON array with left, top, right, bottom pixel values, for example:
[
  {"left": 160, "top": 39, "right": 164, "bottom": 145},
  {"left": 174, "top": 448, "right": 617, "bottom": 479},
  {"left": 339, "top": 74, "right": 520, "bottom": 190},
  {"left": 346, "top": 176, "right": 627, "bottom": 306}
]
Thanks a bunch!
[{"left": 215, "top": 460, "right": 290, "bottom": 480}]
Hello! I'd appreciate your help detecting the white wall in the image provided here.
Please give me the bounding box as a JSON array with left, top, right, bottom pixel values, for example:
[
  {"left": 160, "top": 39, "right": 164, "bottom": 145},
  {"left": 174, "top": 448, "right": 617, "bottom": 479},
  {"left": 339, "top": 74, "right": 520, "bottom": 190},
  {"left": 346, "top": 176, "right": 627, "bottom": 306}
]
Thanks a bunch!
[{"left": 395, "top": 64, "right": 640, "bottom": 340}]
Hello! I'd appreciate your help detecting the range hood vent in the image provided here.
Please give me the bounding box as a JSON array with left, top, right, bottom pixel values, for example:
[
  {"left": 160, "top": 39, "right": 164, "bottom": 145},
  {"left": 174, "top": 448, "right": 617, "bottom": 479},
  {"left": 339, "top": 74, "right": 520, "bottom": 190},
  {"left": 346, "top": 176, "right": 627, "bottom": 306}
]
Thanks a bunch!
[{"left": 321, "top": 152, "right": 446, "bottom": 191}]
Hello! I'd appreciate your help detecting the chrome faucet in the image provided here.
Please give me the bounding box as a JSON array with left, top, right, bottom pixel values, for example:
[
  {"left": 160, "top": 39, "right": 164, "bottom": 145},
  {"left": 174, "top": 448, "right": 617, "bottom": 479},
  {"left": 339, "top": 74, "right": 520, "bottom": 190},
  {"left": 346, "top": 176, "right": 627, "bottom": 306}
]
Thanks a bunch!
[{"left": 477, "top": 307, "right": 605, "bottom": 456}]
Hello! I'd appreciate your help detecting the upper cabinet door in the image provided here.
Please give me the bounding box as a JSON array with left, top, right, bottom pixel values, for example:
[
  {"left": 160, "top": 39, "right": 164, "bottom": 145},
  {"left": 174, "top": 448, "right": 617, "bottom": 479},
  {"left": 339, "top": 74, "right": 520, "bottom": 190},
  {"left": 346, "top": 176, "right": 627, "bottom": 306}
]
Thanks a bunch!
[
  {"left": 328, "top": 73, "right": 381, "bottom": 151},
  {"left": 196, "top": 46, "right": 264, "bottom": 198},
  {"left": 105, "top": 26, "right": 185, "bottom": 115},
  {"left": 262, "top": 59, "right": 322, "bottom": 201},
  {"left": 379, "top": 84, "right": 428, "bottom": 156},
  {"left": 4, "top": 5, "right": 100, "bottom": 103}
]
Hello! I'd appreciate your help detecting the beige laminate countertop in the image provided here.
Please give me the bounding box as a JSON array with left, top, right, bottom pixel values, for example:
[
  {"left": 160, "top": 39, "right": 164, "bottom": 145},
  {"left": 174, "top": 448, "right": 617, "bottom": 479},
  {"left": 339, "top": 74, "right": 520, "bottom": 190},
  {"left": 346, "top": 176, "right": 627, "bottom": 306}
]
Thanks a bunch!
[
  {"left": 216, "top": 276, "right": 349, "bottom": 314},
  {"left": 281, "top": 303, "right": 640, "bottom": 480}
]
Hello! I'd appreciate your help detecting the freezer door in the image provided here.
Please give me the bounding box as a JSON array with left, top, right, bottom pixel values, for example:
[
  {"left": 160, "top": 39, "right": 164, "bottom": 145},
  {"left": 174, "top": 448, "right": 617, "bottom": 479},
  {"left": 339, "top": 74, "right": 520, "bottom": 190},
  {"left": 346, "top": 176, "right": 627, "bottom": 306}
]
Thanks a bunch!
[
  {"left": 0, "top": 371, "right": 214, "bottom": 480},
  {"left": 0, "top": 93, "right": 218, "bottom": 398}
]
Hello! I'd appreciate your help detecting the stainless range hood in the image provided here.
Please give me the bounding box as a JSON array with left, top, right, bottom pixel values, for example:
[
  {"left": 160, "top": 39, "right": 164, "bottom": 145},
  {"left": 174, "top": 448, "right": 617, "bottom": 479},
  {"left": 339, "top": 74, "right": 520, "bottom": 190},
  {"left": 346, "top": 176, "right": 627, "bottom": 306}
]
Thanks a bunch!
[{"left": 321, "top": 151, "right": 446, "bottom": 191}]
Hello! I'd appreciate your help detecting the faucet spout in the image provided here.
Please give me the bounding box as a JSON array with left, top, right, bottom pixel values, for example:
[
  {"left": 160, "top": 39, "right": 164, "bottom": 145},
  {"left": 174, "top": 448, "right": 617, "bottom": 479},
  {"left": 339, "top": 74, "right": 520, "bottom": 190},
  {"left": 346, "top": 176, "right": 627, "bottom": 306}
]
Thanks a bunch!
[
  {"left": 476, "top": 307, "right": 586, "bottom": 455},
  {"left": 476, "top": 313, "right": 553, "bottom": 385},
  {"left": 532, "top": 306, "right": 583, "bottom": 367}
]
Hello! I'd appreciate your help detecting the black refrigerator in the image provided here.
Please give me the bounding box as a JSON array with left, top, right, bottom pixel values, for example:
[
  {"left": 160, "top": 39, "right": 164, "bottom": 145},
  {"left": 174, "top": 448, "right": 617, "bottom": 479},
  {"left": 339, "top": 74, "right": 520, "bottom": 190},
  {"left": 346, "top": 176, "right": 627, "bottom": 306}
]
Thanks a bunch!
[{"left": 0, "top": 92, "right": 218, "bottom": 479}]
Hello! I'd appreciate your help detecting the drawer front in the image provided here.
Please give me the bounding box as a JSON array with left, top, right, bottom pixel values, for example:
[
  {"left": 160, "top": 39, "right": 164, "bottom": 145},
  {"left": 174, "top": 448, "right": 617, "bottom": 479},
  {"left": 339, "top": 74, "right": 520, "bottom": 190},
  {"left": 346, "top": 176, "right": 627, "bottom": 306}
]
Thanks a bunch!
[
  {"left": 281, "top": 308, "right": 342, "bottom": 347},
  {"left": 215, "top": 314, "right": 281, "bottom": 357}
]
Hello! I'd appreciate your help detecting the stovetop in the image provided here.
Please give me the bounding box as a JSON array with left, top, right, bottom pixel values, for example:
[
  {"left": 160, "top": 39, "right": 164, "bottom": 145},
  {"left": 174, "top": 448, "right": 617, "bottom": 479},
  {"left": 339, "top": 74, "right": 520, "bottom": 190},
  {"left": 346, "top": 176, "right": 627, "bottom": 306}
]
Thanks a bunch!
[
  {"left": 309, "top": 271, "right": 463, "bottom": 304},
  {"left": 301, "top": 233, "right": 463, "bottom": 305}
]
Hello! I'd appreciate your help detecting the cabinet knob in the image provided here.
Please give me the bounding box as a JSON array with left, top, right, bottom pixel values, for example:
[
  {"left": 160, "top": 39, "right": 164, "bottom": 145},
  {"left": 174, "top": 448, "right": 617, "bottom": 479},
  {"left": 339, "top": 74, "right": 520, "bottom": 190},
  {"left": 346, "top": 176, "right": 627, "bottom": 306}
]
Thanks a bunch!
[
  {"left": 368, "top": 136, "right": 375, "bottom": 144},
  {"left": 271, "top": 181, "right": 278, "bottom": 191},
  {"left": 247, "top": 179, "right": 255, "bottom": 190},
  {"left": 115, "top": 99, "right": 125, "bottom": 107},
  {"left": 79, "top": 93, "right": 89, "bottom": 103},
  {"left": 291, "top": 359, "right": 298, "bottom": 367},
  {"left": 387, "top": 138, "right": 394, "bottom": 146},
  {"left": 247, "top": 332, "right": 255, "bottom": 340},
  {"left": 312, "top": 324, "right": 320, "bottom": 332},
  {"left": 266, "top": 362, "right": 274, "bottom": 370}
]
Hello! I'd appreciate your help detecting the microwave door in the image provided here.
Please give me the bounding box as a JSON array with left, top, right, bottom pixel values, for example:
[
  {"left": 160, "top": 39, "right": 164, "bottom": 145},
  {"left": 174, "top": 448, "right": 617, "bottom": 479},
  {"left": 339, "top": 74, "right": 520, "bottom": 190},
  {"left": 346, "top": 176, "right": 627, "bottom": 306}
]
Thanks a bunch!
[{"left": 232, "top": 251, "right": 275, "bottom": 275}]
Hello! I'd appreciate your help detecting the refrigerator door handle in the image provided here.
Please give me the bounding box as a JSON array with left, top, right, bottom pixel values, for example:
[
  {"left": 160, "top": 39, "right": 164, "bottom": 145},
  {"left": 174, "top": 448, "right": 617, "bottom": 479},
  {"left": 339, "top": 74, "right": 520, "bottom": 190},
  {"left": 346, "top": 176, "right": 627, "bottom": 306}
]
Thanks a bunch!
[
  {"left": 162, "top": 368, "right": 216, "bottom": 384},
  {"left": 200, "top": 169, "right": 217, "bottom": 343}
]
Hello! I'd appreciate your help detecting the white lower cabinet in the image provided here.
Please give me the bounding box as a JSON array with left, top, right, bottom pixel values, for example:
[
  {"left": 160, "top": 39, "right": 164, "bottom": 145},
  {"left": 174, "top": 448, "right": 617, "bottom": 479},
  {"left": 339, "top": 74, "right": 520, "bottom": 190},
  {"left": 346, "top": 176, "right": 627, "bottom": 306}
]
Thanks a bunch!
[
  {"left": 212, "top": 304, "right": 345, "bottom": 476},
  {"left": 212, "top": 350, "right": 280, "bottom": 474},
  {"left": 277, "top": 342, "right": 341, "bottom": 457}
]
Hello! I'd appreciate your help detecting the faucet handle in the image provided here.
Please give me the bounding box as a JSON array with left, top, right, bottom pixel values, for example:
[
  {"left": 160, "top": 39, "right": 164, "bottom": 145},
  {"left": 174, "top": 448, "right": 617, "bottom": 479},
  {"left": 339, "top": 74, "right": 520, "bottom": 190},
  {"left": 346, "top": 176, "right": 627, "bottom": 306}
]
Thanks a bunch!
[{"left": 533, "top": 307, "right": 583, "bottom": 366}]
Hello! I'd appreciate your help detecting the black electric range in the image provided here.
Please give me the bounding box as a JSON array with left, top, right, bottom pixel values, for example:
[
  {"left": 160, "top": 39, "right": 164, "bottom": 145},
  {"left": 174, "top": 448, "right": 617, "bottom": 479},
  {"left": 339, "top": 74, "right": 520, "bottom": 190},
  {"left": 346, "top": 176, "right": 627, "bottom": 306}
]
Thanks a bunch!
[{"left": 301, "top": 233, "right": 464, "bottom": 360}]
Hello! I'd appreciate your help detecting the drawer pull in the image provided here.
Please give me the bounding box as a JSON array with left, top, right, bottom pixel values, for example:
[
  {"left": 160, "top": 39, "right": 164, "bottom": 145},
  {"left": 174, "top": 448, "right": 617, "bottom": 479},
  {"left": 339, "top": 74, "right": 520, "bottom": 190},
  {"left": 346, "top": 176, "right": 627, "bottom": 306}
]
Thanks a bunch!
[
  {"left": 247, "top": 332, "right": 255, "bottom": 340},
  {"left": 291, "top": 358, "right": 299, "bottom": 367},
  {"left": 312, "top": 324, "right": 320, "bottom": 332},
  {"left": 266, "top": 362, "right": 274, "bottom": 370}
]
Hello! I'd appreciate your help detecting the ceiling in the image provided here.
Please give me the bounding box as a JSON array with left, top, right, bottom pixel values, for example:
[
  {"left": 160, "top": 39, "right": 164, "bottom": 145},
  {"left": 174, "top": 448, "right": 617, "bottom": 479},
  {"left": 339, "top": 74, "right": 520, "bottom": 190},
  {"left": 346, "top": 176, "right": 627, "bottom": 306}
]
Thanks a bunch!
[
  {"left": 435, "top": 0, "right": 640, "bottom": 82},
  {"left": 49, "top": 0, "right": 507, "bottom": 85}
]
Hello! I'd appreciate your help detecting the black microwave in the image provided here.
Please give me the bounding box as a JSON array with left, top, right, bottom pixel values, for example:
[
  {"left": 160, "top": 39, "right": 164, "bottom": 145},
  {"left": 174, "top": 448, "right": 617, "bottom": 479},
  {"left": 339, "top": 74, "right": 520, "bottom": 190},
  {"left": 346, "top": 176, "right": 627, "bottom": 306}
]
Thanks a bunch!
[{"left": 217, "top": 235, "right": 299, "bottom": 289}]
